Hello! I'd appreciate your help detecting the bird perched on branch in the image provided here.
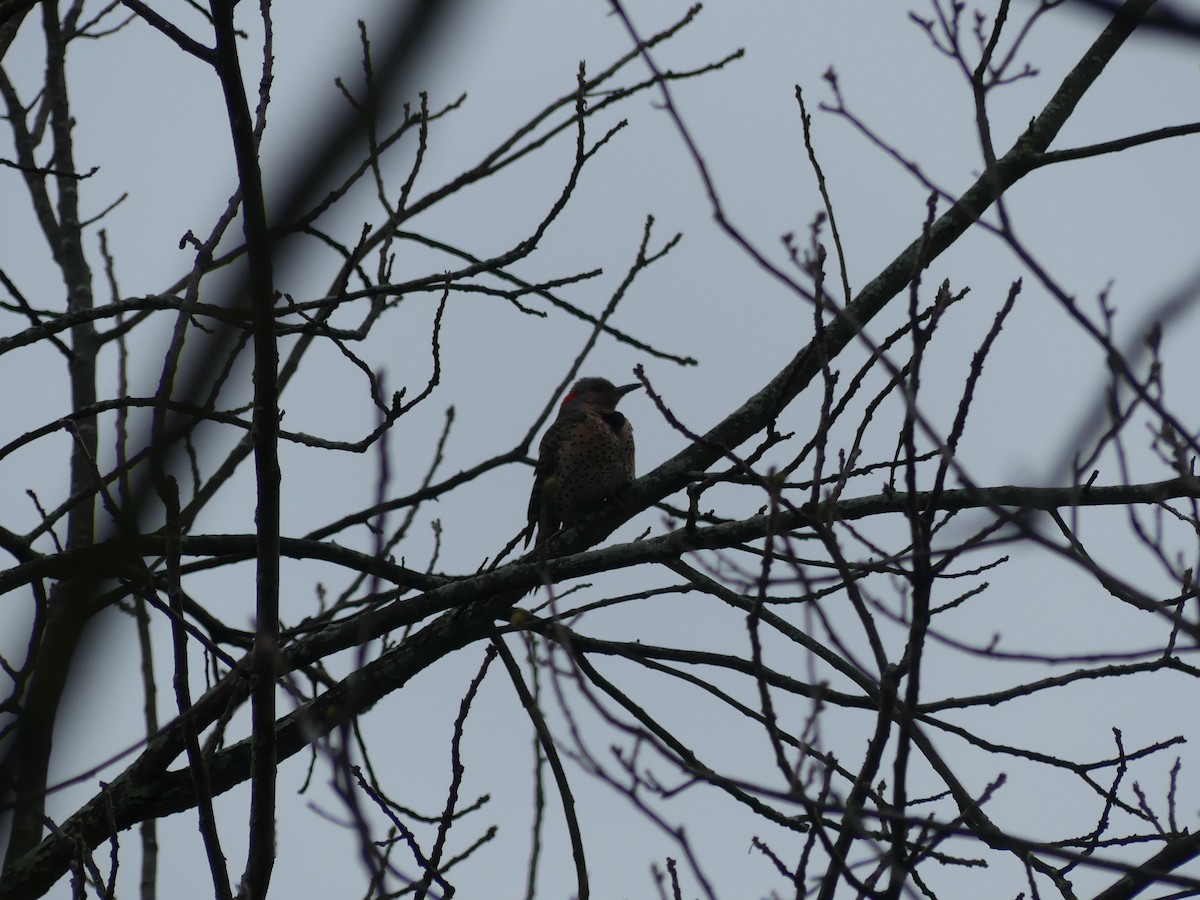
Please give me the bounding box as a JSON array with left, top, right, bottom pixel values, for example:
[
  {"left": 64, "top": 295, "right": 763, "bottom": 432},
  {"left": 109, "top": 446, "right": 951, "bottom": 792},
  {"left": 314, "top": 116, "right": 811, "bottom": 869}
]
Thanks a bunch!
[{"left": 526, "top": 376, "right": 640, "bottom": 548}]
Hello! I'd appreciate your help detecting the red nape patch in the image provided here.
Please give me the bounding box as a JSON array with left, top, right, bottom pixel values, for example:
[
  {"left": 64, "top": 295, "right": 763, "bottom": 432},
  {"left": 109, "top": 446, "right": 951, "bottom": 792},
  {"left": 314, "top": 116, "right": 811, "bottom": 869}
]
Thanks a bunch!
[{"left": 561, "top": 392, "right": 580, "bottom": 405}]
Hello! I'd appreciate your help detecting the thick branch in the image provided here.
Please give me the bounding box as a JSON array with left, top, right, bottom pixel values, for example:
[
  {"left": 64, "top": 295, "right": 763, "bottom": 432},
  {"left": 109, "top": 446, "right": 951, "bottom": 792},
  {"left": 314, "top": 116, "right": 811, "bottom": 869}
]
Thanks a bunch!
[{"left": 598, "top": 0, "right": 1159, "bottom": 548}]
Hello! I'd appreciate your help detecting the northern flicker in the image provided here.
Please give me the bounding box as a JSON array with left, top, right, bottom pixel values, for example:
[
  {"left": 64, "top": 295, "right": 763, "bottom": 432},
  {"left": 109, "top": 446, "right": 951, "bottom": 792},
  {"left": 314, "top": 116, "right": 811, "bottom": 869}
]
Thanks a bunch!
[{"left": 526, "top": 376, "right": 640, "bottom": 547}]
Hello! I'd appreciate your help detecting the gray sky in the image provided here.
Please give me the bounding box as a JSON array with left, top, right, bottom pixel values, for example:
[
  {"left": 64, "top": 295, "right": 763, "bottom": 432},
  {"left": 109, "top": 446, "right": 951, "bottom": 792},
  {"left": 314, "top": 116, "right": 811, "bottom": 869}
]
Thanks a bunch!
[{"left": 4, "top": 0, "right": 1200, "bottom": 897}]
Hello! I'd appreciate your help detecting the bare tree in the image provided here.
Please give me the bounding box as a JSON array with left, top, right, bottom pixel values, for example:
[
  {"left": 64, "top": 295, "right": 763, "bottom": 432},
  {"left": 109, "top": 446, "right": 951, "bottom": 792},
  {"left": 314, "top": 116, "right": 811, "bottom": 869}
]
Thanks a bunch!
[{"left": 2, "top": 0, "right": 1200, "bottom": 898}]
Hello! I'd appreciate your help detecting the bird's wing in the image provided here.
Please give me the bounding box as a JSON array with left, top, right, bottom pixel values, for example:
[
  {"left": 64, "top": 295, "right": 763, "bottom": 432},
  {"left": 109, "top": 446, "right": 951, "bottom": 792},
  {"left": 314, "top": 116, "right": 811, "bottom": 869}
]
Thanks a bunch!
[{"left": 527, "top": 427, "right": 560, "bottom": 536}]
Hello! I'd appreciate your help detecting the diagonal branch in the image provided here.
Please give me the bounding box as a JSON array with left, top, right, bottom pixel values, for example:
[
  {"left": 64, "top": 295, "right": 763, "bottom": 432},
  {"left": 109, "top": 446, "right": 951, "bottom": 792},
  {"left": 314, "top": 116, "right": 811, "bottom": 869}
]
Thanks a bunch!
[{"left": 592, "top": 0, "right": 1160, "bottom": 552}]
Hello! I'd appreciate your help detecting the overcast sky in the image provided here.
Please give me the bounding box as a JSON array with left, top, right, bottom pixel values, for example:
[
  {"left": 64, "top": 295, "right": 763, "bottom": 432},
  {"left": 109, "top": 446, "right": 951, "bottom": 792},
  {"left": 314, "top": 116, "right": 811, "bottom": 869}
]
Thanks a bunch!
[{"left": 4, "top": 1, "right": 1200, "bottom": 897}]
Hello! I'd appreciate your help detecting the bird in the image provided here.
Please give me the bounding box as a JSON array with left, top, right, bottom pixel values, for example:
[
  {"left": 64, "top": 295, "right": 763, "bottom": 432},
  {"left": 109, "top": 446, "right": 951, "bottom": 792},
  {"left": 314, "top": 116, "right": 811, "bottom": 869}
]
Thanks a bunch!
[{"left": 526, "top": 376, "right": 640, "bottom": 548}]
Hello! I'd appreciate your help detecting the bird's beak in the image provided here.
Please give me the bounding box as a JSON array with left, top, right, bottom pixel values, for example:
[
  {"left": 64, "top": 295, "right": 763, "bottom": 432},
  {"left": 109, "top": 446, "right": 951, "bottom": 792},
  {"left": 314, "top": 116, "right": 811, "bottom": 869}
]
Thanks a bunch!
[{"left": 616, "top": 383, "right": 641, "bottom": 397}]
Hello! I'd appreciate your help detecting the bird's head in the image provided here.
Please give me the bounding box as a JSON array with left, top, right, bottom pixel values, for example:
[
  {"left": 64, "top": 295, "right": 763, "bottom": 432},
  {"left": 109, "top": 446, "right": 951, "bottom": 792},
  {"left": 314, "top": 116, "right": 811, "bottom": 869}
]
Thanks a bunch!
[{"left": 562, "top": 377, "right": 641, "bottom": 411}]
